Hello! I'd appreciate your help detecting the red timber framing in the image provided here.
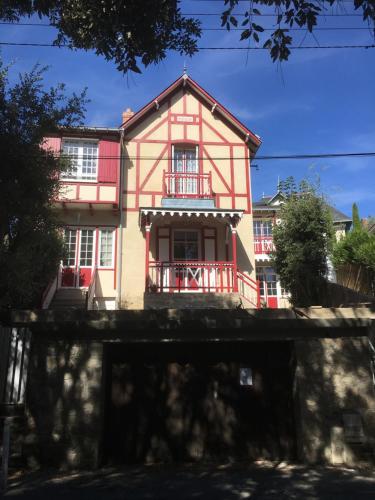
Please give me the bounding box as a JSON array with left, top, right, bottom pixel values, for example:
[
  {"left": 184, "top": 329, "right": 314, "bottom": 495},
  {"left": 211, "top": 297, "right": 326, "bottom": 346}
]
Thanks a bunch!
[{"left": 122, "top": 75, "right": 261, "bottom": 214}]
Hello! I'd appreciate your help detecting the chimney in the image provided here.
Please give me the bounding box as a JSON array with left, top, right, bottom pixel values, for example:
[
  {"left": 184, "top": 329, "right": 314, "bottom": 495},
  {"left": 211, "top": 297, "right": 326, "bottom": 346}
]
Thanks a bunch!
[{"left": 122, "top": 108, "right": 135, "bottom": 125}]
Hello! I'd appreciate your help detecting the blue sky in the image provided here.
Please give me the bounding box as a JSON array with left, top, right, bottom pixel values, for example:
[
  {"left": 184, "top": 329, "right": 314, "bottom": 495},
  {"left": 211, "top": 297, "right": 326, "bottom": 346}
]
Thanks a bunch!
[{"left": 1, "top": 0, "right": 374, "bottom": 217}]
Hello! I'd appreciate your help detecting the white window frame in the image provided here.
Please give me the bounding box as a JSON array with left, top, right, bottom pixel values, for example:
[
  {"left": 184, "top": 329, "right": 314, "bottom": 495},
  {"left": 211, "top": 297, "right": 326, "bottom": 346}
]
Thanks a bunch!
[
  {"left": 78, "top": 228, "right": 96, "bottom": 268},
  {"left": 98, "top": 228, "right": 115, "bottom": 269},
  {"left": 61, "top": 138, "right": 99, "bottom": 182}
]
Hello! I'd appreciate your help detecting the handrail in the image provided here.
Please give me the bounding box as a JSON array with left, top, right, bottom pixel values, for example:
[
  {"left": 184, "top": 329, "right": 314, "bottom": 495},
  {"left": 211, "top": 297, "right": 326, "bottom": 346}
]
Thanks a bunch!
[
  {"left": 41, "top": 261, "right": 63, "bottom": 309},
  {"left": 86, "top": 266, "right": 97, "bottom": 310},
  {"left": 163, "top": 170, "right": 213, "bottom": 199},
  {"left": 237, "top": 270, "right": 261, "bottom": 309}
]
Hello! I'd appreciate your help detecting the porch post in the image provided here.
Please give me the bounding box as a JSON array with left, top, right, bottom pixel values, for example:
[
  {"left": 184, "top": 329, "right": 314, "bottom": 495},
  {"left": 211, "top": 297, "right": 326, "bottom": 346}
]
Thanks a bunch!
[
  {"left": 145, "top": 224, "right": 152, "bottom": 290},
  {"left": 231, "top": 226, "right": 238, "bottom": 292}
]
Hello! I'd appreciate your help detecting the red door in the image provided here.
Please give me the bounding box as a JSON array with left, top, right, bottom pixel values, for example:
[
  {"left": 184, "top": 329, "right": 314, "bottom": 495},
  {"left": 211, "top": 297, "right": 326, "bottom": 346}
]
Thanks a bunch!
[
  {"left": 173, "top": 230, "right": 200, "bottom": 290},
  {"left": 62, "top": 228, "right": 94, "bottom": 288},
  {"left": 256, "top": 267, "right": 279, "bottom": 309}
]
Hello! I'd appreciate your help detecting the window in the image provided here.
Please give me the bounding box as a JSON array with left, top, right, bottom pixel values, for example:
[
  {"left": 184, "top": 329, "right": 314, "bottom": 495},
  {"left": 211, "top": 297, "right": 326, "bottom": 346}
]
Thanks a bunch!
[
  {"left": 79, "top": 229, "right": 94, "bottom": 266},
  {"left": 99, "top": 229, "right": 114, "bottom": 267},
  {"left": 256, "top": 266, "right": 277, "bottom": 296},
  {"left": 62, "top": 140, "right": 98, "bottom": 181},
  {"left": 63, "top": 229, "right": 77, "bottom": 266},
  {"left": 173, "top": 146, "right": 198, "bottom": 173},
  {"left": 174, "top": 230, "right": 199, "bottom": 261},
  {"left": 253, "top": 220, "right": 273, "bottom": 237}
]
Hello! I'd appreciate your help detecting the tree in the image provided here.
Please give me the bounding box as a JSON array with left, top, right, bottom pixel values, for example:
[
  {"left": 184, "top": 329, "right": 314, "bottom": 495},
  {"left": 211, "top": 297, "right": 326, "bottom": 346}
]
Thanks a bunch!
[
  {"left": 332, "top": 203, "right": 375, "bottom": 272},
  {"left": 0, "top": 63, "right": 87, "bottom": 309},
  {"left": 272, "top": 177, "right": 334, "bottom": 307},
  {"left": 0, "top": 1, "right": 374, "bottom": 72}
]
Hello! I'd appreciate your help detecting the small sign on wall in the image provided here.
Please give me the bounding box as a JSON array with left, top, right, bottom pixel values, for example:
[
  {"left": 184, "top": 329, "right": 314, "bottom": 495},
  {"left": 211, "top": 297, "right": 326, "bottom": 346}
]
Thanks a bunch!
[{"left": 239, "top": 367, "right": 253, "bottom": 386}]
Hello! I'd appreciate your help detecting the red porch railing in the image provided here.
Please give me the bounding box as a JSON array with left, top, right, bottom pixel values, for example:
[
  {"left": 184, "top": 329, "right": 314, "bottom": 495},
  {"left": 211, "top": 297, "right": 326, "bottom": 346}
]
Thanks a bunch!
[
  {"left": 237, "top": 271, "right": 261, "bottom": 309},
  {"left": 148, "top": 261, "right": 234, "bottom": 293},
  {"left": 148, "top": 261, "right": 261, "bottom": 308},
  {"left": 163, "top": 171, "right": 213, "bottom": 199},
  {"left": 254, "top": 236, "right": 275, "bottom": 254}
]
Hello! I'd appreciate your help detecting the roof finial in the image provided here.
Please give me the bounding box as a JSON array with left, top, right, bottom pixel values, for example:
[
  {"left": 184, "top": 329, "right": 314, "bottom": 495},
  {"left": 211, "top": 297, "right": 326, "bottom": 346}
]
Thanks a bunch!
[
  {"left": 277, "top": 175, "right": 280, "bottom": 192},
  {"left": 183, "top": 61, "right": 188, "bottom": 77}
]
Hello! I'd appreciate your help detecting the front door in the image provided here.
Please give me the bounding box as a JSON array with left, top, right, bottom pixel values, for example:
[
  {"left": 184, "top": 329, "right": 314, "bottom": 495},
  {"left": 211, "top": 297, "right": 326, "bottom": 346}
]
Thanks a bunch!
[
  {"left": 61, "top": 228, "right": 94, "bottom": 288},
  {"left": 173, "top": 230, "right": 200, "bottom": 290}
]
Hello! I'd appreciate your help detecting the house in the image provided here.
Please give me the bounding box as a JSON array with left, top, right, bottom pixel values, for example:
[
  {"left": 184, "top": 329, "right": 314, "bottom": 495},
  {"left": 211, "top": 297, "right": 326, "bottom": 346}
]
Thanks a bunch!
[
  {"left": 252, "top": 191, "right": 352, "bottom": 308},
  {"left": 43, "top": 74, "right": 262, "bottom": 310}
]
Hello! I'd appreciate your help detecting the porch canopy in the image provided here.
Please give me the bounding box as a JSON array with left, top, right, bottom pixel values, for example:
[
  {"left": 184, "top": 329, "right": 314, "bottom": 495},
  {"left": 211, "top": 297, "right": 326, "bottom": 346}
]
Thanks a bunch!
[{"left": 139, "top": 207, "right": 243, "bottom": 228}]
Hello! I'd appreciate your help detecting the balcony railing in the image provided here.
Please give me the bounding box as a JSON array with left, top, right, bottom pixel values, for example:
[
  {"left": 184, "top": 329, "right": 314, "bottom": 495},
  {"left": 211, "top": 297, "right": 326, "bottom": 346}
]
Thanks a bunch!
[
  {"left": 163, "top": 171, "right": 213, "bottom": 199},
  {"left": 148, "top": 261, "right": 234, "bottom": 292},
  {"left": 254, "top": 236, "right": 275, "bottom": 255}
]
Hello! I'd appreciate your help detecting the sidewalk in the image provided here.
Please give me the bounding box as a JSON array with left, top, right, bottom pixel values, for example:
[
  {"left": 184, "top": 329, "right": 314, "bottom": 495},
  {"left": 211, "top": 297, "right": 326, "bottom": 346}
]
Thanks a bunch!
[{"left": 3, "top": 463, "right": 375, "bottom": 499}]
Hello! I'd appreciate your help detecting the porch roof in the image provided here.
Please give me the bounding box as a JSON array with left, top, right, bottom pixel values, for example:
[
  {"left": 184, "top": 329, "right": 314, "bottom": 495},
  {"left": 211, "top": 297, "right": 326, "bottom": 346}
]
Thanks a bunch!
[{"left": 139, "top": 207, "right": 243, "bottom": 227}]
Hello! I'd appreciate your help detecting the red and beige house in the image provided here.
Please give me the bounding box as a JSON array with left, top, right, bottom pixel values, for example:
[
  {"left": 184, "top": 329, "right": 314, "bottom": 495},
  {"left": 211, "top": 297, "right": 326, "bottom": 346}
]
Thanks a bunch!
[{"left": 43, "top": 74, "right": 263, "bottom": 310}]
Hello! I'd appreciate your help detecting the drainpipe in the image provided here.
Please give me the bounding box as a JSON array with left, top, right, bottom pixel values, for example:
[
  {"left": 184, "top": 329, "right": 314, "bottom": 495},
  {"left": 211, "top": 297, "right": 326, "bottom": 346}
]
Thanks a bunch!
[{"left": 116, "top": 129, "right": 125, "bottom": 309}]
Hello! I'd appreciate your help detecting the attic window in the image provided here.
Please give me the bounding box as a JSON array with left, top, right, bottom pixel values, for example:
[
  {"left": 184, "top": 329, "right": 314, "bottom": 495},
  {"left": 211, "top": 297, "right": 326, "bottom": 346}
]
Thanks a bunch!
[{"left": 61, "top": 139, "right": 98, "bottom": 181}]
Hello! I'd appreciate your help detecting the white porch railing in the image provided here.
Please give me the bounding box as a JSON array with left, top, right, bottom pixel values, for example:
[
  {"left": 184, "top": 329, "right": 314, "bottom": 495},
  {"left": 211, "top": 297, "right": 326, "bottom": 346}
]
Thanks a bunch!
[
  {"left": 41, "top": 261, "right": 63, "bottom": 309},
  {"left": 254, "top": 237, "right": 275, "bottom": 255}
]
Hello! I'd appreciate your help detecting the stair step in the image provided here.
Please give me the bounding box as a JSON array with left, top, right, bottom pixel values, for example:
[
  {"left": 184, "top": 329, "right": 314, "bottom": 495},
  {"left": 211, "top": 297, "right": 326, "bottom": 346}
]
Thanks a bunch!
[{"left": 144, "top": 292, "right": 242, "bottom": 310}]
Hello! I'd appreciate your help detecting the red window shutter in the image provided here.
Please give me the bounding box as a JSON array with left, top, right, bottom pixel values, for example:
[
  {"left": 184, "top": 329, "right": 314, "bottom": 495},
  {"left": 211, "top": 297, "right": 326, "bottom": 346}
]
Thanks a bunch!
[
  {"left": 42, "top": 137, "right": 61, "bottom": 152},
  {"left": 98, "top": 140, "right": 119, "bottom": 183}
]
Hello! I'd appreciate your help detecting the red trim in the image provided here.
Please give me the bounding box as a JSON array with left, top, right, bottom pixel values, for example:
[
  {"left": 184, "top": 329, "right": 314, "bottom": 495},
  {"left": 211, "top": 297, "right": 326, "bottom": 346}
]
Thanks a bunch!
[
  {"left": 203, "top": 146, "right": 231, "bottom": 193},
  {"left": 202, "top": 118, "right": 230, "bottom": 145},
  {"left": 121, "top": 75, "right": 261, "bottom": 149},
  {"left": 232, "top": 230, "right": 238, "bottom": 292},
  {"left": 113, "top": 228, "right": 118, "bottom": 289},
  {"left": 230, "top": 145, "right": 235, "bottom": 209},
  {"left": 139, "top": 144, "right": 168, "bottom": 191},
  {"left": 135, "top": 142, "right": 140, "bottom": 209},
  {"left": 245, "top": 145, "right": 251, "bottom": 214},
  {"left": 140, "top": 115, "right": 169, "bottom": 141}
]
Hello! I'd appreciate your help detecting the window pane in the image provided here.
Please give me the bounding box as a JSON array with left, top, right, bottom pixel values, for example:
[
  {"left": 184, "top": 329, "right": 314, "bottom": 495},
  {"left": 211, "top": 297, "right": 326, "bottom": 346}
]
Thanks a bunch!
[
  {"left": 99, "top": 229, "right": 114, "bottom": 267},
  {"left": 62, "top": 140, "right": 98, "bottom": 181},
  {"left": 63, "top": 229, "right": 77, "bottom": 266},
  {"left": 80, "top": 229, "right": 94, "bottom": 266}
]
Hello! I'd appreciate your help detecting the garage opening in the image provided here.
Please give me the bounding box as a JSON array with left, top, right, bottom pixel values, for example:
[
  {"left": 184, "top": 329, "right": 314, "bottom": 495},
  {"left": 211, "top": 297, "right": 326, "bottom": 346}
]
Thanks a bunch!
[{"left": 102, "top": 341, "right": 296, "bottom": 464}]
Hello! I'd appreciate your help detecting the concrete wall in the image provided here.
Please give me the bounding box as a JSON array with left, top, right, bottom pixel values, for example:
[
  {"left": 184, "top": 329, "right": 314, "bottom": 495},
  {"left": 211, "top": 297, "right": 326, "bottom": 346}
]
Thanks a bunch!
[
  {"left": 24, "top": 337, "right": 104, "bottom": 469},
  {"left": 294, "top": 337, "right": 375, "bottom": 465}
]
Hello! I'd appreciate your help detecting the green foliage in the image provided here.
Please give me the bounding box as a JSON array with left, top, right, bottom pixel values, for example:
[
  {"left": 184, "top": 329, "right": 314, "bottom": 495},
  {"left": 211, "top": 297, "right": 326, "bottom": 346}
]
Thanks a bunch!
[
  {"left": 0, "top": 62, "right": 87, "bottom": 308},
  {"left": 332, "top": 204, "right": 375, "bottom": 272},
  {"left": 222, "top": 0, "right": 375, "bottom": 63},
  {"left": 0, "top": 1, "right": 201, "bottom": 74},
  {"left": 272, "top": 178, "right": 334, "bottom": 307}
]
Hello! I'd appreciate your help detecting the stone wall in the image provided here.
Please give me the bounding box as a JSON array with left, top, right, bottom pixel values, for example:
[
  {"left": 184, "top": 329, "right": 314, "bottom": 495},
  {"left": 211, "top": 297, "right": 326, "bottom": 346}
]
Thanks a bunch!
[
  {"left": 23, "top": 338, "right": 104, "bottom": 469},
  {"left": 294, "top": 337, "right": 375, "bottom": 465}
]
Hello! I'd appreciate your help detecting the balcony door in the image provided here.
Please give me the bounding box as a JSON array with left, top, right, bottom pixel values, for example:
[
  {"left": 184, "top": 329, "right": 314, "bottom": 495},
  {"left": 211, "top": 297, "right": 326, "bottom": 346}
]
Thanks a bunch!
[
  {"left": 61, "top": 228, "right": 95, "bottom": 288},
  {"left": 256, "top": 266, "right": 278, "bottom": 308},
  {"left": 173, "top": 229, "right": 200, "bottom": 290},
  {"left": 172, "top": 146, "right": 198, "bottom": 196}
]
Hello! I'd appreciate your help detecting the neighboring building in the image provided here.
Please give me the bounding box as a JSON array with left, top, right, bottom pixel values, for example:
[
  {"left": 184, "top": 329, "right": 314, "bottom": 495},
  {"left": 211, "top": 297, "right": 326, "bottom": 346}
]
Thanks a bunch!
[
  {"left": 252, "top": 191, "right": 352, "bottom": 308},
  {"left": 43, "top": 74, "right": 262, "bottom": 310}
]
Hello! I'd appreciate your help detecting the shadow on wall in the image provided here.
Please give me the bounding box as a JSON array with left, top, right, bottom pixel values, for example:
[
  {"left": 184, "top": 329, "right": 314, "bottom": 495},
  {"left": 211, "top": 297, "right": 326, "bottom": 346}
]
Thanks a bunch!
[
  {"left": 294, "top": 325, "right": 375, "bottom": 465},
  {"left": 24, "top": 338, "right": 103, "bottom": 469}
]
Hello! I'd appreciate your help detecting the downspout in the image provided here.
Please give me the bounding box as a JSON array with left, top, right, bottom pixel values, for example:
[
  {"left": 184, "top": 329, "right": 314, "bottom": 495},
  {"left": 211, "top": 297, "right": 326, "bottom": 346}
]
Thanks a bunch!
[{"left": 116, "top": 128, "right": 125, "bottom": 309}]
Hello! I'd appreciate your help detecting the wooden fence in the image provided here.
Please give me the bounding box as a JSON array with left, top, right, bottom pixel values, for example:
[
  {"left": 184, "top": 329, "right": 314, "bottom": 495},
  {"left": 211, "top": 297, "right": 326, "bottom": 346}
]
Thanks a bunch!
[{"left": 335, "top": 263, "right": 375, "bottom": 297}]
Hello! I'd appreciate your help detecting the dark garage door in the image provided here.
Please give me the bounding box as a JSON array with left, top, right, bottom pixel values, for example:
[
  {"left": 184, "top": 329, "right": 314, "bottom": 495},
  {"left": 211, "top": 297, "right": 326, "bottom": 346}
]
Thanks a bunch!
[{"left": 103, "top": 342, "right": 295, "bottom": 464}]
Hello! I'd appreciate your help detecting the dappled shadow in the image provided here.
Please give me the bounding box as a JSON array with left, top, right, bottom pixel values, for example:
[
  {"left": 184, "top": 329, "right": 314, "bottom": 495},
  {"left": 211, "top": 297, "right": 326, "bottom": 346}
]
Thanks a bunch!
[
  {"left": 23, "top": 337, "right": 103, "bottom": 468},
  {"left": 5, "top": 463, "right": 375, "bottom": 499}
]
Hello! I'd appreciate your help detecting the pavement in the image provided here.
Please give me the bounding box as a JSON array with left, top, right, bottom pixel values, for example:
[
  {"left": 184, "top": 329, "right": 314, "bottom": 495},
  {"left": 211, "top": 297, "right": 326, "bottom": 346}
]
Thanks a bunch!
[{"left": 3, "top": 462, "right": 375, "bottom": 499}]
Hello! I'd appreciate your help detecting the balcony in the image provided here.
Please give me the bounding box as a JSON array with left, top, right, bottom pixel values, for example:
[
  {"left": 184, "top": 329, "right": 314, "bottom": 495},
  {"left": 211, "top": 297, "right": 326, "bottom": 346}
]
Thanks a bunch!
[
  {"left": 162, "top": 171, "right": 213, "bottom": 200},
  {"left": 254, "top": 236, "right": 275, "bottom": 255}
]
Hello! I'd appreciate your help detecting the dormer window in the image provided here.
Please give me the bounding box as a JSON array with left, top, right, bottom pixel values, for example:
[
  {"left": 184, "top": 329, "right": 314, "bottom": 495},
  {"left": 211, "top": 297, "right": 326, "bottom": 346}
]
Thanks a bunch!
[{"left": 62, "top": 139, "right": 98, "bottom": 181}]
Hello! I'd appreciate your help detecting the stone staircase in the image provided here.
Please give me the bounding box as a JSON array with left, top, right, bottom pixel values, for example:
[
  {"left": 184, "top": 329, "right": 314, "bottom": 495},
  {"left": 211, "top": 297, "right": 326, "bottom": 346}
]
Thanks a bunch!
[
  {"left": 144, "top": 292, "right": 243, "bottom": 310},
  {"left": 49, "top": 288, "right": 87, "bottom": 310}
]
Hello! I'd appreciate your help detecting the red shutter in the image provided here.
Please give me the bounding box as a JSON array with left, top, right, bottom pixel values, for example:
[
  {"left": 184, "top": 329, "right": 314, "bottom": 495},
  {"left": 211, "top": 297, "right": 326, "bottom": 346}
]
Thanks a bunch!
[
  {"left": 42, "top": 137, "right": 61, "bottom": 152},
  {"left": 98, "top": 139, "right": 119, "bottom": 183}
]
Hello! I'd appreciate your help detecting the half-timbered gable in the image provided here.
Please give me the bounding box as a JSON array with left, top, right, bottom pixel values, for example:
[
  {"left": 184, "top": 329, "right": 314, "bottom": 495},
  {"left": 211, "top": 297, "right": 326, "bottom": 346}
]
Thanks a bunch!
[{"left": 120, "top": 75, "right": 261, "bottom": 309}]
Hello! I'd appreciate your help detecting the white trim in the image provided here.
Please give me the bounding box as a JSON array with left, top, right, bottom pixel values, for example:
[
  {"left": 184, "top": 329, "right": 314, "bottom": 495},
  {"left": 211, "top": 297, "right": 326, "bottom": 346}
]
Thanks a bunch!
[
  {"left": 140, "top": 207, "right": 243, "bottom": 219},
  {"left": 61, "top": 138, "right": 99, "bottom": 182}
]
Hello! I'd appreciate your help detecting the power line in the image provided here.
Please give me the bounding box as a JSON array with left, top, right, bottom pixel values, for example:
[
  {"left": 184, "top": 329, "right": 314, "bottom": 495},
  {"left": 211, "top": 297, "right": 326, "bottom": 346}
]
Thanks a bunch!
[
  {"left": 48, "top": 152, "right": 375, "bottom": 161},
  {"left": 1, "top": 41, "right": 374, "bottom": 50},
  {"left": 0, "top": 21, "right": 371, "bottom": 31}
]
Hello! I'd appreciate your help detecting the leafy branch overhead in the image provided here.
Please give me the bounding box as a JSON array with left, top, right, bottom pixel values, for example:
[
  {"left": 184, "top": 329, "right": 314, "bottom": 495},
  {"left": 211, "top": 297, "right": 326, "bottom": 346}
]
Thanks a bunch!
[
  {"left": 222, "top": 0, "right": 375, "bottom": 62},
  {"left": 0, "top": 1, "right": 374, "bottom": 71}
]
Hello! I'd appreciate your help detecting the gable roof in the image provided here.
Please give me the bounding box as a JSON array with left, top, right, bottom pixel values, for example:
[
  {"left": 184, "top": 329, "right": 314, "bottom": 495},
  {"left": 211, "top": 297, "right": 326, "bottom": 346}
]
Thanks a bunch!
[
  {"left": 120, "top": 74, "right": 261, "bottom": 153},
  {"left": 253, "top": 191, "right": 352, "bottom": 225}
]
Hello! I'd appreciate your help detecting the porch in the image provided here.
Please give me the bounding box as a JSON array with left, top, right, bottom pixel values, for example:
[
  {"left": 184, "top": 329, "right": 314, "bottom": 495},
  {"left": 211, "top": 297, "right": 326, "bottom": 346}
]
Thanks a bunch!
[{"left": 140, "top": 207, "right": 260, "bottom": 308}]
